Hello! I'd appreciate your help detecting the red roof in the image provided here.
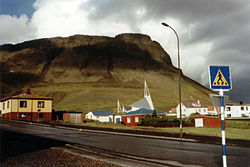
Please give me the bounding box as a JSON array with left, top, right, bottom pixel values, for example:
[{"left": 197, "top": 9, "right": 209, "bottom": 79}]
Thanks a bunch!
[{"left": 1, "top": 93, "right": 53, "bottom": 102}]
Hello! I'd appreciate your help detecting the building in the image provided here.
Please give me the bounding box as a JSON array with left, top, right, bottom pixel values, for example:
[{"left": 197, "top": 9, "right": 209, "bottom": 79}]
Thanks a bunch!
[
  {"left": 225, "top": 103, "right": 250, "bottom": 118},
  {"left": 85, "top": 111, "right": 113, "bottom": 122},
  {"left": 121, "top": 108, "right": 166, "bottom": 126},
  {"left": 207, "top": 106, "right": 217, "bottom": 116},
  {"left": 176, "top": 100, "right": 209, "bottom": 118},
  {"left": 113, "top": 115, "right": 122, "bottom": 123},
  {"left": 194, "top": 116, "right": 222, "bottom": 128},
  {"left": 63, "top": 110, "right": 83, "bottom": 123},
  {"left": 207, "top": 103, "right": 250, "bottom": 118},
  {"left": 122, "top": 81, "right": 154, "bottom": 113},
  {"left": 0, "top": 89, "right": 53, "bottom": 121}
]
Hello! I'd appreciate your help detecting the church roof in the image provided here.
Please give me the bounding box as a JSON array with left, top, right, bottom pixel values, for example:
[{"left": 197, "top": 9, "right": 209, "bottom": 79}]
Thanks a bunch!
[
  {"left": 122, "top": 108, "right": 165, "bottom": 116},
  {"left": 129, "top": 97, "right": 151, "bottom": 110}
]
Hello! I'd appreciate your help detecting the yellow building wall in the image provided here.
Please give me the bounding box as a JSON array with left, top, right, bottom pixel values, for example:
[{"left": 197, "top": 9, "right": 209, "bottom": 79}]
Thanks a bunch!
[
  {"left": 32, "top": 100, "right": 52, "bottom": 113},
  {"left": 1, "top": 100, "right": 12, "bottom": 114},
  {"left": 1, "top": 99, "right": 52, "bottom": 114}
]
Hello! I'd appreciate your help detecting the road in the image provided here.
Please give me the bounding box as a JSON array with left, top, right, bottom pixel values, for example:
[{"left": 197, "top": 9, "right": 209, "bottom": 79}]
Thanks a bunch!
[{"left": 0, "top": 119, "right": 249, "bottom": 167}]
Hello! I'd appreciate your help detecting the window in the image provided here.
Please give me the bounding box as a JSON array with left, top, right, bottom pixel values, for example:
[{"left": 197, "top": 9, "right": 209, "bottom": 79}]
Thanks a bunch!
[
  {"left": 135, "top": 117, "right": 139, "bottom": 123},
  {"left": 20, "top": 101, "right": 27, "bottom": 108},
  {"left": 127, "top": 117, "right": 131, "bottom": 123},
  {"left": 38, "top": 101, "right": 45, "bottom": 108},
  {"left": 3, "top": 103, "right": 5, "bottom": 110},
  {"left": 226, "top": 107, "right": 231, "bottom": 111},
  {"left": 241, "top": 107, "right": 244, "bottom": 111},
  {"left": 246, "top": 107, "right": 248, "bottom": 111},
  {"left": 7, "top": 102, "right": 9, "bottom": 109},
  {"left": 227, "top": 114, "right": 231, "bottom": 117}
]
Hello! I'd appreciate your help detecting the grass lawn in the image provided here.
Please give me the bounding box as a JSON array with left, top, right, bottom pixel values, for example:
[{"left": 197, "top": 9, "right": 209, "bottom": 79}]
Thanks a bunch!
[
  {"left": 161, "top": 127, "right": 250, "bottom": 141},
  {"left": 80, "top": 120, "right": 250, "bottom": 141}
]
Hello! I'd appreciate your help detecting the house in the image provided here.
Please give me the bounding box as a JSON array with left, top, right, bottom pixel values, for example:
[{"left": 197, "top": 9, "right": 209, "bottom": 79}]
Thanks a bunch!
[
  {"left": 176, "top": 100, "right": 209, "bottom": 118},
  {"left": 121, "top": 108, "right": 166, "bottom": 126},
  {"left": 0, "top": 89, "right": 53, "bottom": 121},
  {"left": 85, "top": 110, "right": 113, "bottom": 123},
  {"left": 122, "top": 81, "right": 154, "bottom": 113},
  {"left": 207, "top": 102, "right": 250, "bottom": 118},
  {"left": 207, "top": 106, "right": 217, "bottom": 116},
  {"left": 166, "top": 107, "right": 178, "bottom": 116},
  {"left": 225, "top": 103, "right": 250, "bottom": 118},
  {"left": 63, "top": 110, "right": 83, "bottom": 123}
]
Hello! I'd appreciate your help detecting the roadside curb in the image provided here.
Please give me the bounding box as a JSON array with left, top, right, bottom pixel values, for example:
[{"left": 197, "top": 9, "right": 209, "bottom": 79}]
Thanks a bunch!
[{"left": 55, "top": 125, "right": 196, "bottom": 142}]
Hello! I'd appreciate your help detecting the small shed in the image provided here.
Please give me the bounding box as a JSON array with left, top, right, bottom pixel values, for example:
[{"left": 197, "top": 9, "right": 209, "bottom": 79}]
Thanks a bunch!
[
  {"left": 63, "top": 110, "right": 83, "bottom": 123},
  {"left": 194, "top": 116, "right": 223, "bottom": 128}
]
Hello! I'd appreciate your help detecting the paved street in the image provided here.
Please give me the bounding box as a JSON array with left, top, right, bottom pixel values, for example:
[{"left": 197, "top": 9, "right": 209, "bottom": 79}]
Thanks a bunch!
[{"left": 0, "top": 119, "right": 249, "bottom": 167}]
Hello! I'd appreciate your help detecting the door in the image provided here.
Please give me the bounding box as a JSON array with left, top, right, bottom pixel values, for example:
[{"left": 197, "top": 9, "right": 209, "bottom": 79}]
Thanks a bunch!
[
  {"left": 69, "top": 114, "right": 81, "bottom": 123},
  {"left": 195, "top": 118, "right": 203, "bottom": 127}
]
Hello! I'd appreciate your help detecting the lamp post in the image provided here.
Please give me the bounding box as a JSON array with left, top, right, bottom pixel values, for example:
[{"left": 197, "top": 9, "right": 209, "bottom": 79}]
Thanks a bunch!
[{"left": 161, "top": 22, "right": 183, "bottom": 138}]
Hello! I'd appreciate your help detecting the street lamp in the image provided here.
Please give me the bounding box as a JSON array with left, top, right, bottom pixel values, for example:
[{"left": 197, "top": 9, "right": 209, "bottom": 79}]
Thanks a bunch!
[{"left": 161, "top": 22, "right": 183, "bottom": 138}]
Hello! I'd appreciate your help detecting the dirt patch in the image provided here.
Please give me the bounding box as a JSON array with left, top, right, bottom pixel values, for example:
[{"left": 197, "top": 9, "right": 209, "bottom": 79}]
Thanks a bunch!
[{"left": 0, "top": 148, "right": 120, "bottom": 167}]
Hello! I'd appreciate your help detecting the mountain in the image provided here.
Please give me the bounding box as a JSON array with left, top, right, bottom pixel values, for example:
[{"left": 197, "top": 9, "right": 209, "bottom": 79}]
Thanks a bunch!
[{"left": 0, "top": 33, "right": 213, "bottom": 112}]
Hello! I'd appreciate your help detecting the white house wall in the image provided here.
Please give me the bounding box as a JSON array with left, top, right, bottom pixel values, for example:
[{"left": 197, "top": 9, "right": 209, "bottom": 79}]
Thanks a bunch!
[
  {"left": 176, "top": 103, "right": 209, "bottom": 118},
  {"left": 225, "top": 105, "right": 250, "bottom": 118},
  {"left": 85, "top": 112, "right": 113, "bottom": 122}
]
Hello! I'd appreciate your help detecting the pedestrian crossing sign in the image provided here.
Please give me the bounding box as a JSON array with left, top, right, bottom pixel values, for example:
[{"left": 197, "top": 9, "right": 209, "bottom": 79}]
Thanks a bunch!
[{"left": 209, "top": 65, "right": 232, "bottom": 90}]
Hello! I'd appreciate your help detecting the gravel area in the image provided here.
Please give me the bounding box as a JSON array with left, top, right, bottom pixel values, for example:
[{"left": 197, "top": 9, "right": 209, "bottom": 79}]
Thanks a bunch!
[{"left": 0, "top": 147, "right": 121, "bottom": 167}]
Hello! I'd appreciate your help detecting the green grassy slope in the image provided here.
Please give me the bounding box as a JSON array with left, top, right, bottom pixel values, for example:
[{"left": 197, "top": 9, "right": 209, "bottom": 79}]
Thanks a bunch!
[{"left": 24, "top": 69, "right": 213, "bottom": 114}]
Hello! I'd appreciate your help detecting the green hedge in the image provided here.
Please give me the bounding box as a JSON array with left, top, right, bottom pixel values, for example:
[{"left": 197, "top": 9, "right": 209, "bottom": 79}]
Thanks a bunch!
[{"left": 139, "top": 113, "right": 200, "bottom": 127}]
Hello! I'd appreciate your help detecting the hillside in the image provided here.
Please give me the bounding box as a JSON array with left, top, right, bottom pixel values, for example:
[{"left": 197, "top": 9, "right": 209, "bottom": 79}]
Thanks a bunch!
[{"left": 0, "top": 33, "right": 213, "bottom": 112}]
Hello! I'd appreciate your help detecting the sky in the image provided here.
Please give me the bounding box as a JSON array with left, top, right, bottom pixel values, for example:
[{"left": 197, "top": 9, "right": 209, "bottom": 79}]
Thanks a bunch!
[{"left": 0, "top": 0, "right": 250, "bottom": 103}]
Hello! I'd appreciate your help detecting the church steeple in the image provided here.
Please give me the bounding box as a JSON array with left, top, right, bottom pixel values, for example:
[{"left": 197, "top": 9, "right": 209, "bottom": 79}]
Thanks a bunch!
[
  {"left": 117, "top": 99, "right": 123, "bottom": 113},
  {"left": 144, "top": 80, "right": 150, "bottom": 97},
  {"left": 144, "top": 80, "right": 154, "bottom": 110}
]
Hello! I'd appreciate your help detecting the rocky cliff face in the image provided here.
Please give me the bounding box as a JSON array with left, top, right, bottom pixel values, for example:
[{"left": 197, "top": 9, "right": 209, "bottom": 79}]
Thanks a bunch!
[
  {"left": 0, "top": 33, "right": 176, "bottom": 94},
  {"left": 0, "top": 33, "right": 212, "bottom": 112},
  {"left": 1, "top": 34, "right": 174, "bottom": 76}
]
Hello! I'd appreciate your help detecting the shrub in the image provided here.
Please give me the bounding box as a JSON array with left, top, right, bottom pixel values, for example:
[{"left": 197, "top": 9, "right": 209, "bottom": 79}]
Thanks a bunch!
[{"left": 188, "top": 113, "right": 201, "bottom": 123}]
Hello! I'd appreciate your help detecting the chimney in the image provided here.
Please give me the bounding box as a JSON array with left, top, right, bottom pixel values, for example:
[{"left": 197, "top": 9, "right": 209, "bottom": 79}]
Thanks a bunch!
[
  {"left": 240, "top": 101, "right": 243, "bottom": 105},
  {"left": 26, "top": 88, "right": 31, "bottom": 95}
]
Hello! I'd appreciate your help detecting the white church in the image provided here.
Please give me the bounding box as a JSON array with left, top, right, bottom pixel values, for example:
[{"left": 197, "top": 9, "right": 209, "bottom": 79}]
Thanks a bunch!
[{"left": 117, "top": 81, "right": 154, "bottom": 113}]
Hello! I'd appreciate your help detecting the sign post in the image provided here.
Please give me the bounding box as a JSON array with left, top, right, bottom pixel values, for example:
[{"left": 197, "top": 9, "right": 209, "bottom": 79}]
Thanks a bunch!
[{"left": 209, "top": 65, "right": 232, "bottom": 167}]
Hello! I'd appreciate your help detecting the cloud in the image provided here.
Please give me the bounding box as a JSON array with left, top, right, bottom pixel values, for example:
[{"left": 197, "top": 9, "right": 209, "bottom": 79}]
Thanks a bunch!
[
  {"left": 30, "top": 0, "right": 133, "bottom": 38},
  {"left": 0, "top": 14, "right": 36, "bottom": 44}
]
